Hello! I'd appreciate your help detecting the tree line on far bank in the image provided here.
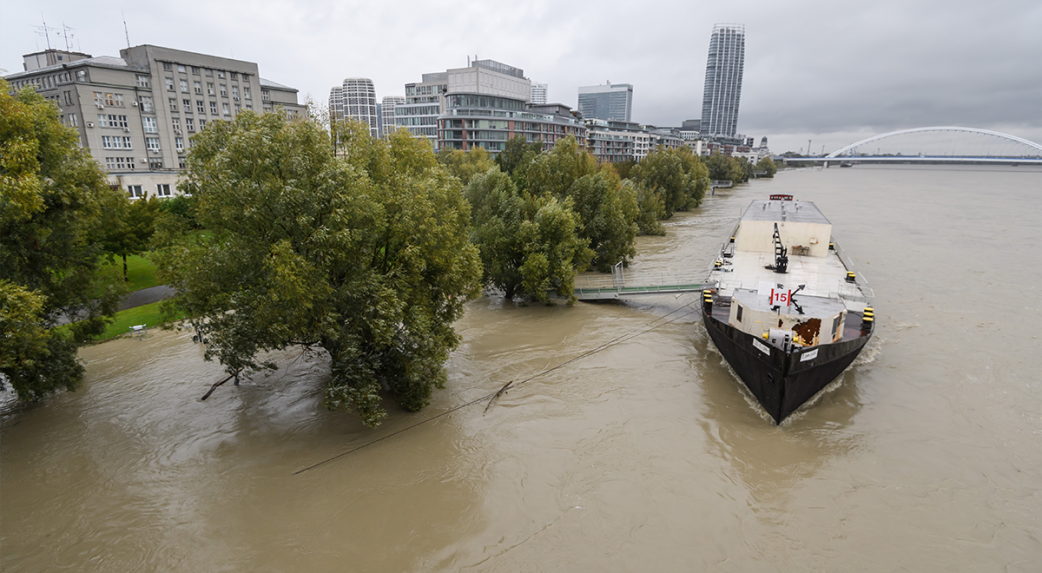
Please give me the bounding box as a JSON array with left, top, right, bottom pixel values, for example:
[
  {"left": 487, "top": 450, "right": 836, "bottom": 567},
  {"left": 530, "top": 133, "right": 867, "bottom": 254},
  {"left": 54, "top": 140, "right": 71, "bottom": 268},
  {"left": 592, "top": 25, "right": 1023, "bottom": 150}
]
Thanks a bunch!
[{"left": 1, "top": 81, "right": 774, "bottom": 427}]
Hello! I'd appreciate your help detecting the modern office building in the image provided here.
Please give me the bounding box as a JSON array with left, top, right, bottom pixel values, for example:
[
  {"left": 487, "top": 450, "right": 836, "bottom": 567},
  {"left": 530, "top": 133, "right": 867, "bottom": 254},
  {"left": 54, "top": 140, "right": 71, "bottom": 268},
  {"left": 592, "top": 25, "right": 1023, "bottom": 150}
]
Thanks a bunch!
[
  {"left": 700, "top": 23, "right": 745, "bottom": 138},
  {"left": 577, "top": 82, "right": 633, "bottom": 122},
  {"left": 530, "top": 82, "right": 548, "bottom": 105},
  {"left": 329, "top": 77, "right": 379, "bottom": 138},
  {"left": 399, "top": 59, "right": 532, "bottom": 148},
  {"left": 438, "top": 95, "right": 586, "bottom": 154},
  {"left": 4, "top": 45, "right": 305, "bottom": 199},
  {"left": 381, "top": 95, "right": 405, "bottom": 137}
]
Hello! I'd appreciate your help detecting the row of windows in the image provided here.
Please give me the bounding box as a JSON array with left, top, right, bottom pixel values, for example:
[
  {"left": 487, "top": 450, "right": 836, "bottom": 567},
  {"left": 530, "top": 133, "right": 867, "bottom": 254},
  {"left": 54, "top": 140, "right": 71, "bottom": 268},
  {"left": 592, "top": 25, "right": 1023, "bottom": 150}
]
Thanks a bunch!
[
  {"left": 102, "top": 136, "right": 134, "bottom": 149},
  {"left": 94, "top": 92, "right": 124, "bottom": 107},
  {"left": 7, "top": 71, "right": 75, "bottom": 92},
  {"left": 97, "top": 114, "right": 128, "bottom": 129},
  {"left": 164, "top": 78, "right": 252, "bottom": 99},
  {"left": 167, "top": 98, "right": 252, "bottom": 115},
  {"left": 159, "top": 62, "right": 250, "bottom": 83}
]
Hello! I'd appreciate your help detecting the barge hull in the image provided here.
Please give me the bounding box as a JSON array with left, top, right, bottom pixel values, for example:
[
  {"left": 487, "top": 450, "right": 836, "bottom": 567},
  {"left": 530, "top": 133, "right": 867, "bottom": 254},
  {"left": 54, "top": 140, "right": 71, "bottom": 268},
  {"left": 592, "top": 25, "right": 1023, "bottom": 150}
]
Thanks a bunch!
[{"left": 703, "top": 309, "right": 871, "bottom": 423}]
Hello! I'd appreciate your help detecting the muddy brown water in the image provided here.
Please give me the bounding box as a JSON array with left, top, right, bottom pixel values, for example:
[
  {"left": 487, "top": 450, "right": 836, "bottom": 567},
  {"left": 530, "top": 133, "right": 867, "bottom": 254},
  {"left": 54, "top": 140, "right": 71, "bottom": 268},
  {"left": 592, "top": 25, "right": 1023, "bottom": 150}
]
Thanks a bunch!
[{"left": 2, "top": 165, "right": 1040, "bottom": 571}]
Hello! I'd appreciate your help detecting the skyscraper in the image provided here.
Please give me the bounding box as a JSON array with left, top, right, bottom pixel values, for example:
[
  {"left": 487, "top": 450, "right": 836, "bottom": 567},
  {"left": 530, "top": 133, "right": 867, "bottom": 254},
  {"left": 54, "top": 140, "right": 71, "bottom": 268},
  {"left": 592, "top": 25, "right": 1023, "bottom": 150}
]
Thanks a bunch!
[
  {"left": 530, "top": 82, "right": 548, "bottom": 105},
  {"left": 700, "top": 24, "right": 745, "bottom": 138},
  {"left": 329, "top": 77, "right": 379, "bottom": 138},
  {"left": 577, "top": 82, "right": 633, "bottom": 122}
]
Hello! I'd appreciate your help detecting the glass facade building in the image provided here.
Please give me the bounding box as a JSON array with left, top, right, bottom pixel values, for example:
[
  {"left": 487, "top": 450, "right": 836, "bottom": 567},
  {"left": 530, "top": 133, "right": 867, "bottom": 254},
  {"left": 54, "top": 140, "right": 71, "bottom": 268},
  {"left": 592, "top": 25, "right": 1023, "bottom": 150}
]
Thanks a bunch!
[
  {"left": 577, "top": 82, "right": 633, "bottom": 122},
  {"left": 329, "top": 78, "right": 379, "bottom": 138},
  {"left": 700, "top": 24, "right": 745, "bottom": 137}
]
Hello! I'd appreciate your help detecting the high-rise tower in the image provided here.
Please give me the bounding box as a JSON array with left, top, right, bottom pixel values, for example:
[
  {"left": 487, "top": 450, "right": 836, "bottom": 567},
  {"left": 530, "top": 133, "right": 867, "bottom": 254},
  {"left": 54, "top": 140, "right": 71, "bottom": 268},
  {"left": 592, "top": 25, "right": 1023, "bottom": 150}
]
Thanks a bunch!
[
  {"left": 329, "top": 77, "right": 379, "bottom": 138},
  {"left": 700, "top": 24, "right": 745, "bottom": 138}
]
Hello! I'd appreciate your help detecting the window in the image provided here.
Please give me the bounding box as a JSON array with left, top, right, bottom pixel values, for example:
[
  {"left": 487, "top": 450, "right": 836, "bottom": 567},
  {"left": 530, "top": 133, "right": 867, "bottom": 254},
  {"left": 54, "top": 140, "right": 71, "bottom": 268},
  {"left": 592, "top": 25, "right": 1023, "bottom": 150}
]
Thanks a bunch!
[
  {"left": 128, "top": 185, "right": 144, "bottom": 198},
  {"left": 162, "top": 62, "right": 172, "bottom": 71},
  {"left": 76, "top": 70, "right": 86, "bottom": 82},
  {"left": 63, "top": 90, "right": 73, "bottom": 105},
  {"left": 180, "top": 79, "right": 188, "bottom": 92},
  {"left": 94, "top": 92, "right": 124, "bottom": 107},
  {"left": 222, "top": 103, "right": 230, "bottom": 115},
  {"left": 245, "top": 104, "right": 252, "bottom": 111},
  {"left": 207, "top": 82, "right": 215, "bottom": 95},
  {"left": 235, "top": 104, "right": 241, "bottom": 114},
  {"left": 209, "top": 101, "right": 218, "bottom": 114},
  {"left": 146, "top": 137, "right": 160, "bottom": 151},
  {"left": 178, "top": 156, "right": 186, "bottom": 169},
  {"left": 175, "top": 137, "right": 184, "bottom": 152},
  {"left": 241, "top": 73, "right": 249, "bottom": 82},
  {"left": 67, "top": 113, "right": 77, "bottom": 127},
  {"left": 102, "top": 114, "right": 129, "bottom": 128},
  {"left": 204, "top": 69, "right": 212, "bottom": 77},
  {"left": 232, "top": 85, "right": 239, "bottom": 99},
  {"left": 199, "top": 119, "right": 206, "bottom": 130},
  {"left": 103, "top": 135, "right": 131, "bottom": 149},
  {"left": 157, "top": 184, "right": 171, "bottom": 197},
  {"left": 139, "top": 96, "right": 154, "bottom": 112},
  {"left": 193, "top": 81, "right": 202, "bottom": 94},
  {"left": 177, "top": 64, "right": 186, "bottom": 73},
  {"left": 186, "top": 118, "right": 194, "bottom": 132},
  {"left": 219, "top": 84, "right": 227, "bottom": 97},
  {"left": 142, "top": 117, "right": 157, "bottom": 133},
  {"left": 217, "top": 71, "right": 225, "bottom": 79},
  {"left": 166, "top": 78, "right": 174, "bottom": 91},
  {"left": 736, "top": 304, "right": 743, "bottom": 323},
  {"left": 149, "top": 158, "right": 163, "bottom": 170},
  {"left": 243, "top": 87, "right": 251, "bottom": 99},
  {"left": 262, "top": 90, "right": 270, "bottom": 101},
  {"left": 183, "top": 99, "right": 191, "bottom": 113},
  {"left": 192, "top": 66, "right": 200, "bottom": 75},
  {"left": 172, "top": 118, "right": 181, "bottom": 130},
  {"left": 169, "top": 98, "right": 178, "bottom": 111},
  {"left": 230, "top": 72, "right": 238, "bottom": 80},
  {"left": 105, "top": 157, "right": 132, "bottom": 170},
  {"left": 196, "top": 100, "right": 205, "bottom": 114}
]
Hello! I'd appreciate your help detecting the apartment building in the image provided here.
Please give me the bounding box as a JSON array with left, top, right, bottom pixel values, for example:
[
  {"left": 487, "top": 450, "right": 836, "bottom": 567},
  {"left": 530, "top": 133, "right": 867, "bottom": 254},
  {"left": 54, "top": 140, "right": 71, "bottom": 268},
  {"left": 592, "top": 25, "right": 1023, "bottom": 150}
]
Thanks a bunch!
[
  {"left": 4, "top": 45, "right": 305, "bottom": 199},
  {"left": 438, "top": 95, "right": 586, "bottom": 154}
]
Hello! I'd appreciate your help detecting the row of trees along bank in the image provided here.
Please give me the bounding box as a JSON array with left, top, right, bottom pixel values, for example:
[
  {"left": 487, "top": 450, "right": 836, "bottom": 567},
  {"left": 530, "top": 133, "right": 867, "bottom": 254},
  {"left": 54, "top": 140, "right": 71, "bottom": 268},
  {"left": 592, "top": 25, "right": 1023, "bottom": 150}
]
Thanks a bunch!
[{"left": 1, "top": 87, "right": 773, "bottom": 426}]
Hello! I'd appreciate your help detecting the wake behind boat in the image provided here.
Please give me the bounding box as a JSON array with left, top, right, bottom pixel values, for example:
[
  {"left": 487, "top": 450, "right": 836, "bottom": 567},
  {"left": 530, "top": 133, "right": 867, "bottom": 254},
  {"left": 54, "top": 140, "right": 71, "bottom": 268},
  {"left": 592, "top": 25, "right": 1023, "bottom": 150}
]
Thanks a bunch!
[{"left": 702, "top": 194, "right": 874, "bottom": 423}]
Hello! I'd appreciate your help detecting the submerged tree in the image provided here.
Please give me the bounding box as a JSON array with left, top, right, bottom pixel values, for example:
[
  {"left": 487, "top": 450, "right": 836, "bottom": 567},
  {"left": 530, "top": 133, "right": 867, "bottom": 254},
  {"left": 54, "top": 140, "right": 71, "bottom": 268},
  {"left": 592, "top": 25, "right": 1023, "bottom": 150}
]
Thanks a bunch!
[
  {"left": 157, "top": 113, "right": 481, "bottom": 427},
  {"left": 630, "top": 146, "right": 710, "bottom": 220},
  {"left": 465, "top": 169, "right": 591, "bottom": 303},
  {"left": 0, "top": 80, "right": 126, "bottom": 400}
]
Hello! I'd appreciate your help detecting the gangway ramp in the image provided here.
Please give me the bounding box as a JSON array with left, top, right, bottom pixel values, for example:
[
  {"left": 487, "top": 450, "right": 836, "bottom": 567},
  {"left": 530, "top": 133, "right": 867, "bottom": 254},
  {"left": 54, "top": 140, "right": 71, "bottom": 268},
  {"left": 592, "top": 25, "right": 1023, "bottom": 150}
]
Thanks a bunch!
[{"left": 574, "top": 264, "right": 712, "bottom": 301}]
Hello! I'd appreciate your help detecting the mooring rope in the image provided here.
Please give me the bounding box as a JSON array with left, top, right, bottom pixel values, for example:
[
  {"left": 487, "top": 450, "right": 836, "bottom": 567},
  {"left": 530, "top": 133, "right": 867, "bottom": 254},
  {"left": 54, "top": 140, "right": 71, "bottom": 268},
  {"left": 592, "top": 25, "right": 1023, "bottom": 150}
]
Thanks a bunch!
[{"left": 292, "top": 296, "right": 705, "bottom": 475}]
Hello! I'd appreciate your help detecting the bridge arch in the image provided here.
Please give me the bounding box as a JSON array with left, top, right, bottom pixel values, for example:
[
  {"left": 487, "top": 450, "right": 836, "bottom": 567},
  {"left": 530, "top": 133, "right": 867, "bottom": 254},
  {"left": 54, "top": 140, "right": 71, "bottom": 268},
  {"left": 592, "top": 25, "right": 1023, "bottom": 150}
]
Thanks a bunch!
[{"left": 826, "top": 127, "right": 1042, "bottom": 158}]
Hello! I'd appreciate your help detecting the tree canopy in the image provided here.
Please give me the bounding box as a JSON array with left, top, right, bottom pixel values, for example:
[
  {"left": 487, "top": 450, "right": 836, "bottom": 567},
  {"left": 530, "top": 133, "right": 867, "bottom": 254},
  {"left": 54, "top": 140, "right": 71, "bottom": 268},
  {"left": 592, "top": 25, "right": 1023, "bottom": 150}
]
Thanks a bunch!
[
  {"left": 630, "top": 145, "right": 710, "bottom": 221},
  {"left": 1, "top": 80, "right": 126, "bottom": 400},
  {"left": 156, "top": 114, "right": 481, "bottom": 427},
  {"left": 437, "top": 146, "right": 495, "bottom": 186},
  {"left": 465, "top": 169, "right": 590, "bottom": 303}
]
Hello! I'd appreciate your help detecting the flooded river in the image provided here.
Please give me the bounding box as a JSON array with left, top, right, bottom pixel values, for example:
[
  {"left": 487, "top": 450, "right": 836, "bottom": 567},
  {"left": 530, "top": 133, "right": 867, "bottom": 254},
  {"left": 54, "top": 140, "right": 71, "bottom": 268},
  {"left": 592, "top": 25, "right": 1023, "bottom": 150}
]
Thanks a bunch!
[{"left": 2, "top": 165, "right": 1040, "bottom": 571}]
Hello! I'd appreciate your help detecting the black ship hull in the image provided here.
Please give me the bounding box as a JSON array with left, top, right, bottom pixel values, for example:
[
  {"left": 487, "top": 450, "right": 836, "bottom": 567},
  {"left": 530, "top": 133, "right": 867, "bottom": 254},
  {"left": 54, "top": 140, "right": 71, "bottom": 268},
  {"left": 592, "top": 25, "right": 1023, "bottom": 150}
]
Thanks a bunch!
[{"left": 702, "top": 306, "right": 872, "bottom": 424}]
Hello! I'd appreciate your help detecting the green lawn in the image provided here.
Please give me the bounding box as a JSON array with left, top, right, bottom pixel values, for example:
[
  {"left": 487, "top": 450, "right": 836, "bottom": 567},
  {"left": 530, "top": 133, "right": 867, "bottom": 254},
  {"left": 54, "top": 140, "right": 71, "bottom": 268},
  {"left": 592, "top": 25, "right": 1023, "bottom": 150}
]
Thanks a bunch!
[
  {"left": 104, "top": 254, "right": 160, "bottom": 291},
  {"left": 93, "top": 301, "right": 187, "bottom": 341}
]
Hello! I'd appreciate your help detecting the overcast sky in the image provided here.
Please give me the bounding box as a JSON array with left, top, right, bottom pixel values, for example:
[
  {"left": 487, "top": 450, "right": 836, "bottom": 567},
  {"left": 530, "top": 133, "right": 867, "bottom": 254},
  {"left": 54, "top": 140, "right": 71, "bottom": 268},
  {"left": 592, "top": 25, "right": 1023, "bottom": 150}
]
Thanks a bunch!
[{"left": 3, "top": 0, "right": 1040, "bottom": 154}]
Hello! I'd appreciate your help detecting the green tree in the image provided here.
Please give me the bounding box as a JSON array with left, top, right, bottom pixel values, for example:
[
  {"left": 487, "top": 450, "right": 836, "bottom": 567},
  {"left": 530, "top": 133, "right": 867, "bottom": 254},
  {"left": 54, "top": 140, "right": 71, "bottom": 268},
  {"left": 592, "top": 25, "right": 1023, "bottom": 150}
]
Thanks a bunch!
[
  {"left": 495, "top": 135, "right": 544, "bottom": 182},
  {"left": 631, "top": 146, "right": 710, "bottom": 220},
  {"left": 705, "top": 152, "right": 747, "bottom": 184},
  {"left": 0, "top": 80, "right": 126, "bottom": 400},
  {"left": 567, "top": 169, "right": 638, "bottom": 271},
  {"left": 103, "top": 195, "right": 160, "bottom": 281},
  {"left": 756, "top": 156, "right": 777, "bottom": 177},
  {"left": 437, "top": 146, "right": 495, "bottom": 186},
  {"left": 465, "top": 169, "right": 591, "bottom": 303},
  {"left": 156, "top": 111, "right": 481, "bottom": 427}
]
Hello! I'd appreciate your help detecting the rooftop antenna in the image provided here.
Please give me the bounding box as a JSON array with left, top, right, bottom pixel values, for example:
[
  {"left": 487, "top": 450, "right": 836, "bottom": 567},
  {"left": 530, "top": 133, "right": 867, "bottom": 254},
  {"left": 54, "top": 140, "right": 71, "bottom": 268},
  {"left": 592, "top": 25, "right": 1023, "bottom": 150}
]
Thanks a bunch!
[
  {"left": 122, "top": 12, "right": 130, "bottom": 48},
  {"left": 61, "top": 23, "right": 74, "bottom": 52},
  {"left": 33, "top": 16, "right": 58, "bottom": 51}
]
